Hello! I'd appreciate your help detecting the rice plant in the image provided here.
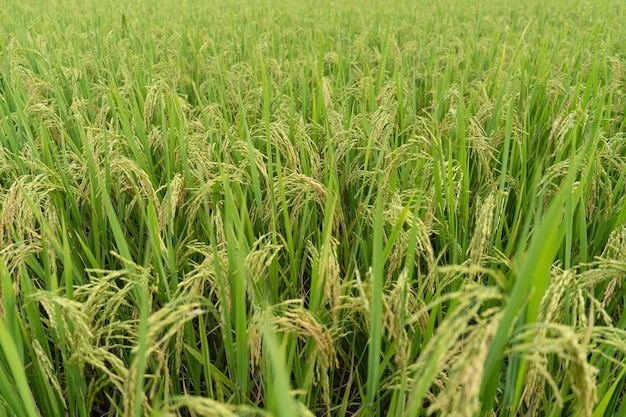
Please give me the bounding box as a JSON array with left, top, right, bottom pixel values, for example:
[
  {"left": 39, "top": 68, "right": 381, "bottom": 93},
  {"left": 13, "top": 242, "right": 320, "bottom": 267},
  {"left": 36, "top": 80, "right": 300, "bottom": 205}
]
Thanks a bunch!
[{"left": 1, "top": 0, "right": 625, "bottom": 415}]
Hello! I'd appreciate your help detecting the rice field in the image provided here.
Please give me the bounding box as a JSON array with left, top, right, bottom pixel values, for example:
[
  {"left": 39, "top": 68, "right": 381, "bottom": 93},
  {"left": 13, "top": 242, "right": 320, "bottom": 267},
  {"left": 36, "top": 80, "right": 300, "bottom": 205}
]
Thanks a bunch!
[{"left": 1, "top": 0, "right": 625, "bottom": 415}]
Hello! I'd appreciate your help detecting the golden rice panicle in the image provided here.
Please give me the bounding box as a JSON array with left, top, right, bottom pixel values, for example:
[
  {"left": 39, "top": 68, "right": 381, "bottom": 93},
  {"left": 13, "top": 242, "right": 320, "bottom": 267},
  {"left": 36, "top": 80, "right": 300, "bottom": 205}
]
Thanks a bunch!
[
  {"left": 467, "top": 190, "right": 497, "bottom": 264},
  {"left": 306, "top": 237, "right": 342, "bottom": 320}
]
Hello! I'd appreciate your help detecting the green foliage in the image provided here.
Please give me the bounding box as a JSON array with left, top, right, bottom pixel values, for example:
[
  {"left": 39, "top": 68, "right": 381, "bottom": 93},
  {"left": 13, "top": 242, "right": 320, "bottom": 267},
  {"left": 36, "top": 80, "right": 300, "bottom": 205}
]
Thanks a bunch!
[{"left": 1, "top": 0, "right": 626, "bottom": 415}]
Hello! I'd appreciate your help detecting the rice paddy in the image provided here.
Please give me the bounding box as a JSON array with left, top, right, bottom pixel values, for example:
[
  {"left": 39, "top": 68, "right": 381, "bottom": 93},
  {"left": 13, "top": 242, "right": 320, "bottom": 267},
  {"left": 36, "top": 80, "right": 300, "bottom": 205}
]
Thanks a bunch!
[{"left": 1, "top": 0, "right": 626, "bottom": 415}]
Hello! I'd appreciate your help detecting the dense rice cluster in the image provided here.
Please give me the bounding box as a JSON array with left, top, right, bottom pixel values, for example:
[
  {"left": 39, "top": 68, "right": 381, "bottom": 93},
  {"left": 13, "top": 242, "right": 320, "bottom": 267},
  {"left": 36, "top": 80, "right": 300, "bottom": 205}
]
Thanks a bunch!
[{"left": 1, "top": 0, "right": 625, "bottom": 415}]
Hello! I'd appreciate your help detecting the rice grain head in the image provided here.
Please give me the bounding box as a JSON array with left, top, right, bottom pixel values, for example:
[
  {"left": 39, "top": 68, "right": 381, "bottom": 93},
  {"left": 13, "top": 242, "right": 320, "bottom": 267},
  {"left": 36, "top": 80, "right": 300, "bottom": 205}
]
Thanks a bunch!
[
  {"left": 306, "top": 237, "right": 342, "bottom": 320},
  {"left": 467, "top": 191, "right": 497, "bottom": 265}
]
